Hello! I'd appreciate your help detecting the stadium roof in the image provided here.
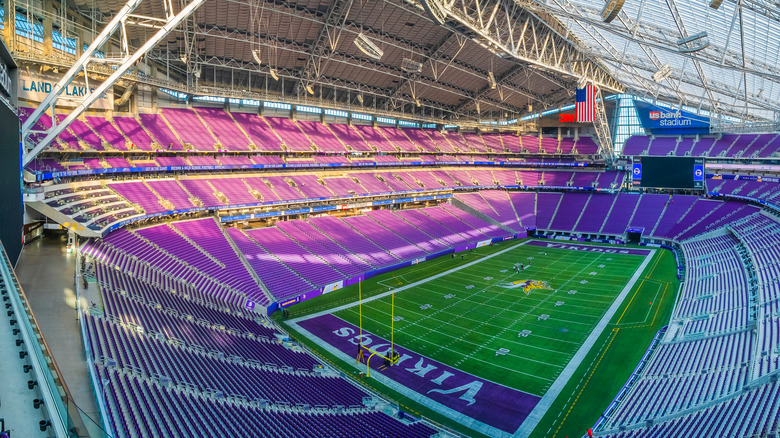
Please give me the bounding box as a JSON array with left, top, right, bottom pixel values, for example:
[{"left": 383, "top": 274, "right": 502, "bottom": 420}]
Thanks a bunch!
[
  {"left": 63, "top": 0, "right": 780, "bottom": 124},
  {"left": 527, "top": 0, "right": 780, "bottom": 124}
]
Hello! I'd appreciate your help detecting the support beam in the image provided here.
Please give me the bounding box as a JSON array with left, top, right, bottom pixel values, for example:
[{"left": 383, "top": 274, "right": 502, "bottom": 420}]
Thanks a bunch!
[
  {"left": 21, "top": 0, "right": 145, "bottom": 135},
  {"left": 171, "top": 24, "right": 527, "bottom": 116},
  {"left": 453, "top": 63, "right": 544, "bottom": 116},
  {"left": 663, "top": 0, "right": 716, "bottom": 105},
  {"left": 388, "top": 33, "right": 459, "bottom": 100},
  {"left": 23, "top": 0, "right": 207, "bottom": 166},
  {"left": 592, "top": 87, "right": 615, "bottom": 163},
  {"left": 298, "top": 0, "right": 355, "bottom": 87},
  {"left": 407, "top": 0, "right": 623, "bottom": 93}
]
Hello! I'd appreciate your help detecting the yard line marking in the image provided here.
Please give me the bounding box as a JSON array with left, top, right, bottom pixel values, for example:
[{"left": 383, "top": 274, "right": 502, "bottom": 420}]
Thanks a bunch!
[
  {"left": 290, "top": 240, "right": 530, "bottom": 321},
  {"left": 514, "top": 249, "right": 656, "bottom": 438},
  {"left": 288, "top": 241, "right": 654, "bottom": 438}
]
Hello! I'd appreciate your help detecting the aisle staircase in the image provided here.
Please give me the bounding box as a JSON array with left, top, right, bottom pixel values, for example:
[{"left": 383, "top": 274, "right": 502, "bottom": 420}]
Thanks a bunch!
[
  {"left": 226, "top": 111, "right": 258, "bottom": 151},
  {"left": 571, "top": 193, "right": 593, "bottom": 230},
  {"left": 142, "top": 180, "right": 175, "bottom": 211},
  {"left": 218, "top": 222, "right": 274, "bottom": 302},
  {"left": 157, "top": 111, "right": 190, "bottom": 150},
  {"left": 242, "top": 230, "right": 316, "bottom": 289},
  {"left": 450, "top": 197, "right": 516, "bottom": 234},
  {"left": 191, "top": 109, "right": 221, "bottom": 150},
  {"left": 176, "top": 180, "right": 204, "bottom": 207},
  {"left": 597, "top": 195, "right": 620, "bottom": 234}
]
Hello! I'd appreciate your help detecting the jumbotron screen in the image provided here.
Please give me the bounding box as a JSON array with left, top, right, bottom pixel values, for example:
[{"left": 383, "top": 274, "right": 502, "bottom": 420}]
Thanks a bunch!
[{"left": 634, "top": 157, "right": 704, "bottom": 189}]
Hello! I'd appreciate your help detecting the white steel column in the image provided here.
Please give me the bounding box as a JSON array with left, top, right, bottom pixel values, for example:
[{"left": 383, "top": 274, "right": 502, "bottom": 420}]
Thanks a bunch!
[{"left": 22, "top": 0, "right": 207, "bottom": 166}]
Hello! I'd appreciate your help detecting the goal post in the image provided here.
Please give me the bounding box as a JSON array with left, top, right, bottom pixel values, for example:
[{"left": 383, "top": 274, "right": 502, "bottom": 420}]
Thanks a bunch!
[{"left": 357, "top": 281, "right": 399, "bottom": 377}]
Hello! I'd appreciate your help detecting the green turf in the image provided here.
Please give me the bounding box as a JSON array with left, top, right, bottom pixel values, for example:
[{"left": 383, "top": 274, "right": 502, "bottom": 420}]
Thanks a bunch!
[
  {"left": 329, "top": 241, "right": 646, "bottom": 397},
  {"left": 534, "top": 247, "right": 679, "bottom": 438},
  {"left": 278, "top": 239, "right": 679, "bottom": 437}
]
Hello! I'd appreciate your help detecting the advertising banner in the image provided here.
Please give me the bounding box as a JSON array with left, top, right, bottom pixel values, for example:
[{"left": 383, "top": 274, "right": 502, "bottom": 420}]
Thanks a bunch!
[
  {"left": 634, "top": 100, "right": 709, "bottom": 135},
  {"left": 19, "top": 70, "right": 114, "bottom": 109}
]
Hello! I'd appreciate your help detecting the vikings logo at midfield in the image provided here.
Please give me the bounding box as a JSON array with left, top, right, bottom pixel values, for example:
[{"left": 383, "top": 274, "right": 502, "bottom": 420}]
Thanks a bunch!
[{"left": 499, "top": 279, "right": 552, "bottom": 295}]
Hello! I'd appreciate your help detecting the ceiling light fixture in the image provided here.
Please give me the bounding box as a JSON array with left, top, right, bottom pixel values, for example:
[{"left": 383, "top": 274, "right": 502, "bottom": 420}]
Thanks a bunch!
[
  {"left": 652, "top": 64, "right": 672, "bottom": 82},
  {"left": 487, "top": 71, "right": 497, "bottom": 89},
  {"left": 601, "top": 0, "right": 625, "bottom": 23},
  {"left": 402, "top": 58, "right": 423, "bottom": 73},
  {"left": 354, "top": 33, "right": 383, "bottom": 61}
]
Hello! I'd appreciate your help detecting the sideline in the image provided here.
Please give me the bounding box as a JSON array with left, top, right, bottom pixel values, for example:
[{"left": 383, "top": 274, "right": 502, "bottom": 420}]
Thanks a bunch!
[{"left": 514, "top": 249, "right": 656, "bottom": 437}]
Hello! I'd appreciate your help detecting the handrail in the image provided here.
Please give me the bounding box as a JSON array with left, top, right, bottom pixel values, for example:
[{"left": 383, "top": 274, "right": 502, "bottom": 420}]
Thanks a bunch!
[
  {"left": 0, "top": 240, "right": 68, "bottom": 436},
  {"left": 0, "top": 239, "right": 108, "bottom": 437}
]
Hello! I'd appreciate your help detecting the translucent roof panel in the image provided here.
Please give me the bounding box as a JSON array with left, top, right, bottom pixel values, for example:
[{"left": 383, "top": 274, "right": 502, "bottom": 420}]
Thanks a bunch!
[{"left": 533, "top": 0, "right": 780, "bottom": 122}]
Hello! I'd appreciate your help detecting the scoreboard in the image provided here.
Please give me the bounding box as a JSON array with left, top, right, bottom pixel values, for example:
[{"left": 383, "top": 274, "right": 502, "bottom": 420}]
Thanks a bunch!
[{"left": 632, "top": 157, "right": 704, "bottom": 190}]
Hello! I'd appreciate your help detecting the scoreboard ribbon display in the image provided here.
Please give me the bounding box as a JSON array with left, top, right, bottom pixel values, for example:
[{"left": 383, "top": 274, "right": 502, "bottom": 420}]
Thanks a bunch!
[
  {"left": 693, "top": 164, "right": 704, "bottom": 181},
  {"left": 632, "top": 163, "right": 642, "bottom": 180}
]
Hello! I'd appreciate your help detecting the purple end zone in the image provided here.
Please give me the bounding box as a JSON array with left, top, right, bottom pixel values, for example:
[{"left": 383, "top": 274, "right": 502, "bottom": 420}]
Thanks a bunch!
[
  {"left": 297, "top": 313, "right": 541, "bottom": 434},
  {"left": 528, "top": 240, "right": 651, "bottom": 255}
]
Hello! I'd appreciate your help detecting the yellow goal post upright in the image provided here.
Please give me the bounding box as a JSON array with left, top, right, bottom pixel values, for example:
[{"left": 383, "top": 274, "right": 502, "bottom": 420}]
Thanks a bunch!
[{"left": 356, "top": 281, "right": 400, "bottom": 377}]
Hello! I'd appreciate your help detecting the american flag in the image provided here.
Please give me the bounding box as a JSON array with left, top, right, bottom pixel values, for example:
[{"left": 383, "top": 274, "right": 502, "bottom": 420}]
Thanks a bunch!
[{"left": 576, "top": 85, "right": 595, "bottom": 122}]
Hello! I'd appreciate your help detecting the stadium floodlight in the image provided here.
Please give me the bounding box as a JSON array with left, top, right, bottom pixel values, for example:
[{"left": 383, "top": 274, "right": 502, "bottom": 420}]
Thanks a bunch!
[
  {"left": 354, "top": 33, "right": 383, "bottom": 61},
  {"left": 269, "top": 68, "right": 279, "bottom": 81},
  {"left": 252, "top": 48, "right": 262, "bottom": 65},
  {"left": 415, "top": 98, "right": 421, "bottom": 107},
  {"left": 652, "top": 64, "right": 672, "bottom": 82},
  {"left": 710, "top": 0, "right": 723, "bottom": 9},
  {"left": 677, "top": 31, "right": 709, "bottom": 53},
  {"left": 357, "top": 94, "right": 364, "bottom": 104},
  {"left": 401, "top": 58, "right": 423, "bottom": 74},
  {"left": 306, "top": 84, "right": 315, "bottom": 95},
  {"left": 419, "top": 0, "right": 448, "bottom": 25},
  {"left": 487, "top": 71, "right": 497, "bottom": 89},
  {"left": 601, "top": 0, "right": 625, "bottom": 23},
  {"left": 179, "top": 55, "right": 187, "bottom": 63},
  {"left": 528, "top": 103, "right": 533, "bottom": 112}
]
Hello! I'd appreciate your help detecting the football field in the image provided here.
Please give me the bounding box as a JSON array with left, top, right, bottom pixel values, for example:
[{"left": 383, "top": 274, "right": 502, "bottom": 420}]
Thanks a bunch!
[{"left": 286, "top": 240, "right": 655, "bottom": 437}]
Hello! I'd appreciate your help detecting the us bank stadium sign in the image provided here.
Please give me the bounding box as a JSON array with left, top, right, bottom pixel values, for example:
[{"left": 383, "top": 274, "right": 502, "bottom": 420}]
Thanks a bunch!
[
  {"left": 648, "top": 110, "right": 692, "bottom": 127},
  {"left": 634, "top": 100, "right": 710, "bottom": 135},
  {"left": 0, "top": 63, "right": 11, "bottom": 97}
]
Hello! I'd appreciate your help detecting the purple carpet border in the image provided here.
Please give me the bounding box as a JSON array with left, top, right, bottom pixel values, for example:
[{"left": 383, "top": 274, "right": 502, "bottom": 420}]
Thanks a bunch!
[
  {"left": 527, "top": 240, "right": 651, "bottom": 255},
  {"left": 296, "top": 313, "right": 541, "bottom": 434}
]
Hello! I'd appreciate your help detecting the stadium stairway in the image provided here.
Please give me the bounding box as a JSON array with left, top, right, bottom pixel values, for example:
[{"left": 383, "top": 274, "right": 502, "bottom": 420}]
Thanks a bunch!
[
  {"left": 25, "top": 199, "right": 104, "bottom": 237},
  {"left": 451, "top": 195, "right": 517, "bottom": 234},
  {"left": 217, "top": 224, "right": 274, "bottom": 303},
  {"left": 168, "top": 222, "right": 225, "bottom": 268},
  {"left": 154, "top": 111, "right": 188, "bottom": 150},
  {"left": 570, "top": 193, "right": 592, "bottom": 231}
]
